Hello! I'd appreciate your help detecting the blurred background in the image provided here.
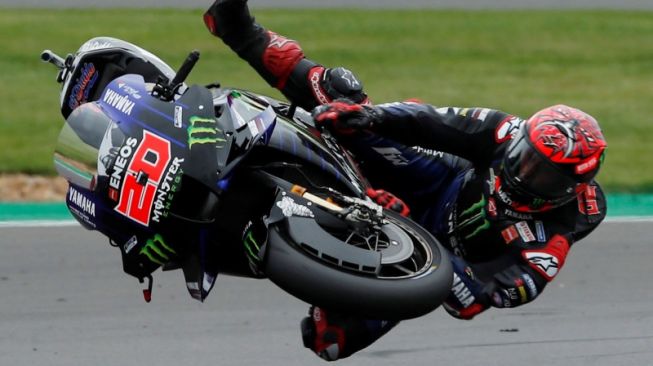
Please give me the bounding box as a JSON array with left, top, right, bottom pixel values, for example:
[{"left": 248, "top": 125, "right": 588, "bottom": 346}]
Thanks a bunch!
[{"left": 1, "top": 1, "right": 652, "bottom": 200}]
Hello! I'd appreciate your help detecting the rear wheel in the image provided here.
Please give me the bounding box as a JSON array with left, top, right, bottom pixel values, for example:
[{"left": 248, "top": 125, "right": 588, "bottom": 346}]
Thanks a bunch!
[{"left": 262, "top": 194, "right": 452, "bottom": 320}]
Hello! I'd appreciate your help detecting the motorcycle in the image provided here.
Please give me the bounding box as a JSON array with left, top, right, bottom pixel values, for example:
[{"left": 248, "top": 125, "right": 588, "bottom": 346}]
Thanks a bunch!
[{"left": 41, "top": 37, "right": 452, "bottom": 320}]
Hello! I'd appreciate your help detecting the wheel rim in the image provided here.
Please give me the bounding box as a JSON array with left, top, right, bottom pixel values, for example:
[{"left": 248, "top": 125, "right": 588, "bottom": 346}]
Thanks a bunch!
[{"left": 329, "top": 214, "right": 436, "bottom": 279}]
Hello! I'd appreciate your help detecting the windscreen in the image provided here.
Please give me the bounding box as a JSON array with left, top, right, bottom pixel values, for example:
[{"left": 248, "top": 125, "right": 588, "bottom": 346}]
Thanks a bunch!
[{"left": 54, "top": 102, "right": 125, "bottom": 191}]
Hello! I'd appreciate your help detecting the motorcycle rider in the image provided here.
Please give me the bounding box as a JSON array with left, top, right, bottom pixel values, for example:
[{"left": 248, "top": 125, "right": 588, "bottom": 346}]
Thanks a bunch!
[{"left": 203, "top": 0, "right": 608, "bottom": 361}]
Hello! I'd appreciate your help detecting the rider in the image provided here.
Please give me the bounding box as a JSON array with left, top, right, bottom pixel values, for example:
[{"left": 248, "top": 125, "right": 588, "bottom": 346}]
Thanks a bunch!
[{"left": 204, "top": 0, "right": 608, "bottom": 361}]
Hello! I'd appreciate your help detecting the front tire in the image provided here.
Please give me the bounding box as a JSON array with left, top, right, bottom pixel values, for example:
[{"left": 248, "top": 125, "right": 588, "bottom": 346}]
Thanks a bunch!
[{"left": 263, "top": 209, "right": 452, "bottom": 320}]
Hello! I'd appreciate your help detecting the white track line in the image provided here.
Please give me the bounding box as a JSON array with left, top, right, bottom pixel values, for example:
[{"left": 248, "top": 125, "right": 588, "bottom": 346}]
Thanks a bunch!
[
  {"left": 1, "top": 216, "right": 652, "bottom": 228},
  {"left": 0, "top": 220, "right": 79, "bottom": 228}
]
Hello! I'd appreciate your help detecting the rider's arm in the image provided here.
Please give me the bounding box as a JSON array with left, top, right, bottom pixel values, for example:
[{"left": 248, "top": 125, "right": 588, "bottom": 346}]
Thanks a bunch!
[
  {"left": 488, "top": 233, "right": 573, "bottom": 309},
  {"left": 370, "top": 102, "right": 520, "bottom": 164},
  {"left": 443, "top": 234, "right": 568, "bottom": 320},
  {"left": 203, "top": 0, "right": 367, "bottom": 111},
  {"left": 447, "top": 187, "right": 607, "bottom": 321}
]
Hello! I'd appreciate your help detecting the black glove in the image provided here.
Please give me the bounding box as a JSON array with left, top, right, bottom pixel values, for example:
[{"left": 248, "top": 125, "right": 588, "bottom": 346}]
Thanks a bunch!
[
  {"left": 203, "top": 0, "right": 253, "bottom": 39},
  {"left": 312, "top": 99, "right": 381, "bottom": 134},
  {"left": 486, "top": 265, "right": 546, "bottom": 308}
]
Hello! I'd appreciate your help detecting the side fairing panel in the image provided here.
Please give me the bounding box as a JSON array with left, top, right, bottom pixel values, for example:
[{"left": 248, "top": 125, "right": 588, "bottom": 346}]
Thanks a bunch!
[{"left": 222, "top": 91, "right": 367, "bottom": 196}]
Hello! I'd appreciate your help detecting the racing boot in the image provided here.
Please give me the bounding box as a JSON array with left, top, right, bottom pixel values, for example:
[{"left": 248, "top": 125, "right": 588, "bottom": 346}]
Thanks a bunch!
[
  {"left": 300, "top": 306, "right": 398, "bottom": 361},
  {"left": 204, "top": 0, "right": 256, "bottom": 46}
]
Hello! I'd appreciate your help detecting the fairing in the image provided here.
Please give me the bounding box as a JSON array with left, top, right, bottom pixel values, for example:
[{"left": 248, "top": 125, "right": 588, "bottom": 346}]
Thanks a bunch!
[
  {"left": 214, "top": 90, "right": 367, "bottom": 197},
  {"left": 56, "top": 68, "right": 368, "bottom": 303},
  {"left": 59, "top": 37, "right": 176, "bottom": 118}
]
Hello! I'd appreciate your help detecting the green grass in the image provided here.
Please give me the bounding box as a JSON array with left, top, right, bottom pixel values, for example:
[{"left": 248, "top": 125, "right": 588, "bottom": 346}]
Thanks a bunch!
[{"left": 1, "top": 8, "right": 652, "bottom": 192}]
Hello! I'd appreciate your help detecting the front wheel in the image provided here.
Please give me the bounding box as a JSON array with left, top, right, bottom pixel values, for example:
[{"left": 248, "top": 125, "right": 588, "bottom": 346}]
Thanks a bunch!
[{"left": 262, "top": 191, "right": 452, "bottom": 320}]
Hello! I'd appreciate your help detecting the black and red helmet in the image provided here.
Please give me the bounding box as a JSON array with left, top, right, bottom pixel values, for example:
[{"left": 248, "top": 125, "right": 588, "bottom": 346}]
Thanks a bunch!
[{"left": 501, "top": 105, "right": 607, "bottom": 212}]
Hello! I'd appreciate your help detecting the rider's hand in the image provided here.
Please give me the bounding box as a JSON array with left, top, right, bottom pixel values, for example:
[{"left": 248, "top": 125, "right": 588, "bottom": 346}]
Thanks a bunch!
[
  {"left": 442, "top": 256, "right": 491, "bottom": 320},
  {"left": 312, "top": 99, "right": 380, "bottom": 134},
  {"left": 366, "top": 188, "right": 410, "bottom": 217}
]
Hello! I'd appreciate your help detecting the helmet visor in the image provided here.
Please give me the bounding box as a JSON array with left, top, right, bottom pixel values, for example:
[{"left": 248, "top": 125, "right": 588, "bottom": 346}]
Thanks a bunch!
[
  {"left": 504, "top": 133, "right": 578, "bottom": 201},
  {"left": 54, "top": 102, "right": 124, "bottom": 190}
]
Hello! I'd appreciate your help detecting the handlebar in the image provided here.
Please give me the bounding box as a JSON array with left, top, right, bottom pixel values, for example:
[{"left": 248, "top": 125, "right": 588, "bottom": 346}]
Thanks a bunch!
[
  {"left": 152, "top": 50, "right": 200, "bottom": 101},
  {"left": 171, "top": 50, "right": 200, "bottom": 87},
  {"left": 40, "top": 50, "right": 66, "bottom": 70}
]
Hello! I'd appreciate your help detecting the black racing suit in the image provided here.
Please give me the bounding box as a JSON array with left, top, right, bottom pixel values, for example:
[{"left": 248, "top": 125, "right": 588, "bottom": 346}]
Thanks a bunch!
[
  {"left": 204, "top": 0, "right": 607, "bottom": 359},
  {"left": 350, "top": 103, "right": 607, "bottom": 315}
]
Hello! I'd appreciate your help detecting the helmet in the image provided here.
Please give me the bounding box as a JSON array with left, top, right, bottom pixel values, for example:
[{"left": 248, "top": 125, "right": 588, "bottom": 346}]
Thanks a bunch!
[{"left": 501, "top": 104, "right": 607, "bottom": 212}]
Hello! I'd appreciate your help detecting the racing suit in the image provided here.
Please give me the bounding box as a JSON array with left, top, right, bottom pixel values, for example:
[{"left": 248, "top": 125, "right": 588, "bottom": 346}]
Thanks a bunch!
[{"left": 203, "top": 0, "right": 607, "bottom": 360}]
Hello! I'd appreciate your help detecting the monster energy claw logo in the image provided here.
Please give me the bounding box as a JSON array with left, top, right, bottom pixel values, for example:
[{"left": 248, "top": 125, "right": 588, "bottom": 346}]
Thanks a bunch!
[
  {"left": 458, "top": 196, "right": 491, "bottom": 239},
  {"left": 140, "top": 234, "right": 176, "bottom": 265},
  {"left": 531, "top": 198, "right": 546, "bottom": 209},
  {"left": 187, "top": 116, "right": 225, "bottom": 148},
  {"left": 243, "top": 230, "right": 261, "bottom": 265}
]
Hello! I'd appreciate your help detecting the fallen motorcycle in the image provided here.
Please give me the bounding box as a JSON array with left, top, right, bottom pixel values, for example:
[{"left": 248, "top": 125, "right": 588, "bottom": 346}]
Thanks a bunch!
[{"left": 41, "top": 37, "right": 452, "bottom": 320}]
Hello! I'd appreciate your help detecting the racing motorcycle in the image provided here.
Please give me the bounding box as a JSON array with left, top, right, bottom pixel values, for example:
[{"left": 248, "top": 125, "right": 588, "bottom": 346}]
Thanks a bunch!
[{"left": 41, "top": 37, "right": 452, "bottom": 320}]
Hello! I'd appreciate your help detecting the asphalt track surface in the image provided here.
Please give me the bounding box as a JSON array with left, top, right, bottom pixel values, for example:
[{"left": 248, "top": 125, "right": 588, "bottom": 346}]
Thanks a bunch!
[
  {"left": 0, "top": 219, "right": 651, "bottom": 366},
  {"left": 2, "top": 0, "right": 653, "bottom": 8}
]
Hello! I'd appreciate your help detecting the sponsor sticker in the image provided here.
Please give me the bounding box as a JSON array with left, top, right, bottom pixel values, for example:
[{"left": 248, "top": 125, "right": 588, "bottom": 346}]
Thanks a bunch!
[
  {"left": 516, "top": 221, "right": 535, "bottom": 242},
  {"left": 67, "top": 186, "right": 97, "bottom": 228},
  {"left": 473, "top": 108, "right": 492, "bottom": 121},
  {"left": 109, "top": 137, "right": 138, "bottom": 200},
  {"left": 123, "top": 235, "right": 139, "bottom": 254},
  {"left": 522, "top": 273, "right": 539, "bottom": 298},
  {"left": 372, "top": 147, "right": 410, "bottom": 166},
  {"left": 174, "top": 106, "right": 183, "bottom": 128},
  {"left": 310, "top": 69, "right": 329, "bottom": 104},
  {"left": 68, "top": 63, "right": 99, "bottom": 110},
  {"left": 578, "top": 185, "right": 601, "bottom": 216},
  {"left": 487, "top": 197, "right": 498, "bottom": 217},
  {"left": 503, "top": 209, "right": 532, "bottom": 220},
  {"left": 451, "top": 273, "right": 476, "bottom": 308},
  {"left": 575, "top": 156, "right": 598, "bottom": 175},
  {"left": 117, "top": 82, "right": 142, "bottom": 99},
  {"left": 514, "top": 278, "right": 528, "bottom": 302},
  {"left": 449, "top": 236, "right": 466, "bottom": 257},
  {"left": 535, "top": 221, "right": 546, "bottom": 242},
  {"left": 103, "top": 89, "right": 135, "bottom": 115},
  {"left": 151, "top": 157, "right": 184, "bottom": 223},
  {"left": 522, "top": 235, "right": 569, "bottom": 280},
  {"left": 411, "top": 146, "right": 445, "bottom": 158},
  {"left": 79, "top": 40, "right": 113, "bottom": 52},
  {"left": 495, "top": 116, "right": 522, "bottom": 143},
  {"left": 69, "top": 186, "right": 96, "bottom": 217},
  {"left": 524, "top": 252, "right": 560, "bottom": 279},
  {"left": 501, "top": 225, "right": 519, "bottom": 244},
  {"left": 114, "top": 131, "right": 172, "bottom": 226},
  {"left": 276, "top": 196, "right": 314, "bottom": 218}
]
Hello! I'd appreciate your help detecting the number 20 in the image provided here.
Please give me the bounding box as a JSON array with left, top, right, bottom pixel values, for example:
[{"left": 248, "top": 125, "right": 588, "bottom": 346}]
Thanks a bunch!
[{"left": 115, "top": 131, "right": 171, "bottom": 226}]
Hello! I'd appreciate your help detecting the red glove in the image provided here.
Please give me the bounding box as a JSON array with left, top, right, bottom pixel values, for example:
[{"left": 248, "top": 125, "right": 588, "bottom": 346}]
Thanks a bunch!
[
  {"left": 366, "top": 188, "right": 410, "bottom": 217},
  {"left": 312, "top": 99, "right": 379, "bottom": 134}
]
